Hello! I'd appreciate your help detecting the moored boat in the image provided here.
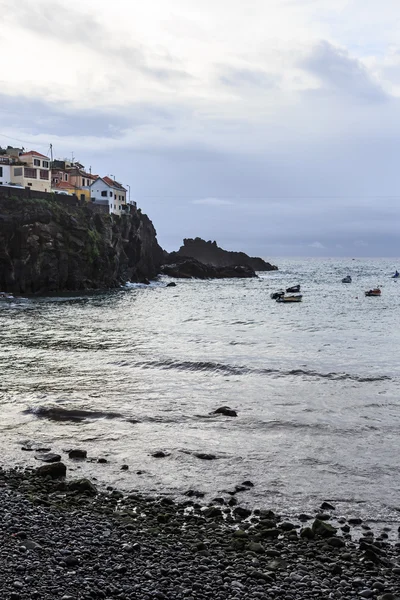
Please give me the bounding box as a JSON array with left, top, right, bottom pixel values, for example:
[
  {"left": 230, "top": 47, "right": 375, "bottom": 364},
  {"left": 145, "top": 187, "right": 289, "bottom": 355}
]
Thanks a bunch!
[
  {"left": 286, "top": 284, "right": 300, "bottom": 293},
  {"left": 342, "top": 275, "right": 352, "bottom": 283},
  {"left": 365, "top": 288, "right": 381, "bottom": 297},
  {"left": 270, "top": 291, "right": 284, "bottom": 300},
  {"left": 276, "top": 294, "right": 302, "bottom": 303}
]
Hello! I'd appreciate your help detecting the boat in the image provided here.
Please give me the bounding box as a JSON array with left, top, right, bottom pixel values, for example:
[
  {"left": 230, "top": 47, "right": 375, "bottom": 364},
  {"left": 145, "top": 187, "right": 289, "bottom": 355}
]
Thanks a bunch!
[
  {"left": 276, "top": 294, "right": 302, "bottom": 303},
  {"left": 270, "top": 291, "right": 284, "bottom": 300},
  {"left": 365, "top": 288, "right": 381, "bottom": 297},
  {"left": 0, "top": 292, "right": 15, "bottom": 302},
  {"left": 392, "top": 271, "right": 399, "bottom": 279},
  {"left": 286, "top": 285, "right": 300, "bottom": 293},
  {"left": 342, "top": 276, "right": 352, "bottom": 283}
]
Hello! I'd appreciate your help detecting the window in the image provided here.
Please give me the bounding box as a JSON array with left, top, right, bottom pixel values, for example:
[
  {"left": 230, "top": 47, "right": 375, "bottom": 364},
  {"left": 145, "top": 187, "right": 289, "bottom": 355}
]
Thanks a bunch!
[
  {"left": 24, "top": 168, "right": 37, "bottom": 178},
  {"left": 101, "top": 190, "right": 107, "bottom": 197},
  {"left": 109, "top": 191, "right": 112, "bottom": 197},
  {"left": 42, "top": 161, "right": 49, "bottom": 168},
  {"left": 27, "top": 183, "right": 32, "bottom": 187},
  {"left": 0, "top": 167, "right": 2, "bottom": 177},
  {"left": 64, "top": 174, "right": 68, "bottom": 181},
  {"left": 14, "top": 167, "right": 23, "bottom": 176},
  {"left": 114, "top": 194, "right": 117, "bottom": 199},
  {"left": 82, "top": 179, "right": 85, "bottom": 186},
  {"left": 40, "top": 170, "right": 49, "bottom": 180},
  {"left": 33, "top": 159, "right": 40, "bottom": 166}
]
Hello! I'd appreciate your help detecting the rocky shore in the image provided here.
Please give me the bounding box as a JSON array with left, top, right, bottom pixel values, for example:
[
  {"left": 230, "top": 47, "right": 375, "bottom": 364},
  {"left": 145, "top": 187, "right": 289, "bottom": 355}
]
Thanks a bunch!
[{"left": 1, "top": 464, "right": 399, "bottom": 600}]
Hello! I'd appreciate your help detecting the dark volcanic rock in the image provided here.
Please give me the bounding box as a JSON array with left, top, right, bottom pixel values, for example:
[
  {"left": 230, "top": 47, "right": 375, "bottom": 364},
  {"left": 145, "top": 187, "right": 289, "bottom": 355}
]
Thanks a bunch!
[
  {"left": 169, "top": 238, "right": 278, "bottom": 271},
  {"left": 0, "top": 196, "right": 164, "bottom": 293},
  {"left": 68, "top": 449, "right": 87, "bottom": 460},
  {"left": 68, "top": 478, "right": 97, "bottom": 495},
  {"left": 161, "top": 257, "right": 257, "bottom": 279},
  {"left": 35, "top": 462, "right": 66, "bottom": 478},
  {"left": 212, "top": 406, "right": 238, "bottom": 417},
  {"left": 194, "top": 453, "right": 217, "bottom": 460},
  {"left": 35, "top": 452, "right": 61, "bottom": 463}
]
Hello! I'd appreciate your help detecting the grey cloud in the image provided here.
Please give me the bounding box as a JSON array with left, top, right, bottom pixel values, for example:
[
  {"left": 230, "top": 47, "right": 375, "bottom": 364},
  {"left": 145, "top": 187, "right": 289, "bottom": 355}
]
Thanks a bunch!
[
  {"left": 0, "top": 92, "right": 184, "bottom": 139},
  {"left": 219, "top": 66, "right": 279, "bottom": 89},
  {"left": 4, "top": 0, "right": 190, "bottom": 83},
  {"left": 300, "top": 41, "right": 387, "bottom": 102}
]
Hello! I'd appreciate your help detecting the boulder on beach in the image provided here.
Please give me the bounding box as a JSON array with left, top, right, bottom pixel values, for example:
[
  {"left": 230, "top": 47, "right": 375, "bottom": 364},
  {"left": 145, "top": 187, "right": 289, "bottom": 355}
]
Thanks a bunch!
[
  {"left": 68, "top": 449, "right": 87, "bottom": 460},
  {"left": 35, "top": 452, "right": 61, "bottom": 463},
  {"left": 35, "top": 462, "right": 67, "bottom": 478},
  {"left": 68, "top": 478, "right": 97, "bottom": 496},
  {"left": 194, "top": 452, "right": 217, "bottom": 460}
]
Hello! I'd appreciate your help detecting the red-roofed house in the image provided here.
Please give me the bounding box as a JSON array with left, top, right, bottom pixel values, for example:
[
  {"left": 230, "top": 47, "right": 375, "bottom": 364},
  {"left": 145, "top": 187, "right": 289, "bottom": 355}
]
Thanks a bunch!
[
  {"left": 10, "top": 150, "right": 51, "bottom": 192},
  {"left": 90, "top": 177, "right": 128, "bottom": 214}
]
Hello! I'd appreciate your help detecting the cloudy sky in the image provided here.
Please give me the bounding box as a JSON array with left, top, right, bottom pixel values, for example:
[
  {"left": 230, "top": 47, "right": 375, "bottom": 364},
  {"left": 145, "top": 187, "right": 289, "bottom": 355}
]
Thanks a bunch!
[{"left": 1, "top": 0, "right": 400, "bottom": 257}]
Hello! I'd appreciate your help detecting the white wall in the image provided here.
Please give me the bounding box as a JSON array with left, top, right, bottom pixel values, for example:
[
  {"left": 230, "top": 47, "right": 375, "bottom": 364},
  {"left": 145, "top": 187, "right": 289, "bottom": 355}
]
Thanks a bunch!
[
  {"left": 0, "top": 164, "right": 11, "bottom": 185},
  {"left": 90, "top": 179, "right": 126, "bottom": 215}
]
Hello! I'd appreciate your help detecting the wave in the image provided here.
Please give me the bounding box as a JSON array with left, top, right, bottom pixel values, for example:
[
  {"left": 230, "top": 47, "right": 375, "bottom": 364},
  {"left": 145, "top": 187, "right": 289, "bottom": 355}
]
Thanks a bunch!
[
  {"left": 24, "top": 406, "right": 123, "bottom": 422},
  {"left": 137, "top": 358, "right": 390, "bottom": 383}
]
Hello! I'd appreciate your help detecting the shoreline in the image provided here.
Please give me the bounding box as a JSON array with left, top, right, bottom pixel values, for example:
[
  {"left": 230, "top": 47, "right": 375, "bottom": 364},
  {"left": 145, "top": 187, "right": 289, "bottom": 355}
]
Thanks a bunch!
[{"left": 1, "top": 464, "right": 399, "bottom": 600}]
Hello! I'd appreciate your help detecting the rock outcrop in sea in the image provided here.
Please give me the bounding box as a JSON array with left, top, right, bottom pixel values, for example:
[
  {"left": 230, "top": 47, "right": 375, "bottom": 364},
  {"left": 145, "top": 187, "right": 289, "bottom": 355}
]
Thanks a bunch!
[
  {"left": 161, "top": 256, "right": 257, "bottom": 279},
  {"left": 0, "top": 196, "right": 164, "bottom": 294},
  {"left": 170, "top": 237, "right": 278, "bottom": 271}
]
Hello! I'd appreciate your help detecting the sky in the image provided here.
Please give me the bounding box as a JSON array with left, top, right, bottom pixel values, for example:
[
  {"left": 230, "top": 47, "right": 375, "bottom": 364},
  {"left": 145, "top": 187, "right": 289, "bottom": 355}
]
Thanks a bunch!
[{"left": 1, "top": 0, "right": 400, "bottom": 257}]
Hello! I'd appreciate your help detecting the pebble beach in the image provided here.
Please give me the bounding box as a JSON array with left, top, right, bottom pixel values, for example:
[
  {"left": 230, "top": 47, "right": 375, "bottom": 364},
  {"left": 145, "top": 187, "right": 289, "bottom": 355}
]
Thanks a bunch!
[{"left": 1, "top": 463, "right": 399, "bottom": 600}]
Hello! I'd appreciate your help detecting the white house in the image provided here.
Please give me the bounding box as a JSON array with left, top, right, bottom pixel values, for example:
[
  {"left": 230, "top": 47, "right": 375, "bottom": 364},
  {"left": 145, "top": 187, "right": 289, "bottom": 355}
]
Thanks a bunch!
[
  {"left": 90, "top": 177, "right": 128, "bottom": 215},
  {"left": 0, "top": 158, "right": 11, "bottom": 186}
]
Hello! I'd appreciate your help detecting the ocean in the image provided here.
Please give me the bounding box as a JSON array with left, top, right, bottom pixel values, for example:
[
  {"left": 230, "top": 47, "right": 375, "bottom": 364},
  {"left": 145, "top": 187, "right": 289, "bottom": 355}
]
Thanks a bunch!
[{"left": 1, "top": 257, "right": 400, "bottom": 526}]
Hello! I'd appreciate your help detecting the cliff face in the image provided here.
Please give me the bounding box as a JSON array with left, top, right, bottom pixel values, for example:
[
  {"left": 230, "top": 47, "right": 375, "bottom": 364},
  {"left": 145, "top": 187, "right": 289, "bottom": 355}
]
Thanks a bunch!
[
  {"left": 0, "top": 197, "right": 164, "bottom": 294},
  {"left": 172, "top": 238, "right": 278, "bottom": 271}
]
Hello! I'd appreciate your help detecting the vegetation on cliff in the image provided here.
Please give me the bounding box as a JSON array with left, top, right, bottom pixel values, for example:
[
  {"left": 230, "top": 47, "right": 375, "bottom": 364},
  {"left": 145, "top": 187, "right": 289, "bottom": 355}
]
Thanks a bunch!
[{"left": 0, "top": 196, "right": 164, "bottom": 294}]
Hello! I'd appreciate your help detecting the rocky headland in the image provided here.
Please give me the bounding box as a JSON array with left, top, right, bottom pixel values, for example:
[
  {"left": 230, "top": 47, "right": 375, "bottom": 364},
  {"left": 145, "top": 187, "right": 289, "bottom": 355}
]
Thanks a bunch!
[
  {"left": 1, "top": 463, "right": 399, "bottom": 600},
  {"left": 161, "top": 256, "right": 257, "bottom": 279},
  {"left": 0, "top": 196, "right": 164, "bottom": 294},
  {"left": 171, "top": 238, "right": 277, "bottom": 272}
]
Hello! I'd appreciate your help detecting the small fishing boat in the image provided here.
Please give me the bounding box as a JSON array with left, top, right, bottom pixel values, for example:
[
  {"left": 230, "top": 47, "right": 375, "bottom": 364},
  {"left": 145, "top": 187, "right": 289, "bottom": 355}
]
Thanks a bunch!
[
  {"left": 365, "top": 288, "right": 381, "bottom": 297},
  {"left": 270, "top": 290, "right": 284, "bottom": 300},
  {"left": 286, "top": 284, "right": 300, "bottom": 293},
  {"left": 0, "top": 292, "right": 15, "bottom": 302},
  {"left": 392, "top": 271, "right": 399, "bottom": 279},
  {"left": 342, "top": 275, "right": 352, "bottom": 283},
  {"left": 276, "top": 294, "right": 302, "bottom": 303}
]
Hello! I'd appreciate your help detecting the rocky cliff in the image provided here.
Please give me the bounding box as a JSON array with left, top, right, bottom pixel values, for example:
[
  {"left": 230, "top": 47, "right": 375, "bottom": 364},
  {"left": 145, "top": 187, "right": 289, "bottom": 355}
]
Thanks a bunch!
[
  {"left": 171, "top": 238, "right": 277, "bottom": 271},
  {"left": 0, "top": 196, "right": 164, "bottom": 294}
]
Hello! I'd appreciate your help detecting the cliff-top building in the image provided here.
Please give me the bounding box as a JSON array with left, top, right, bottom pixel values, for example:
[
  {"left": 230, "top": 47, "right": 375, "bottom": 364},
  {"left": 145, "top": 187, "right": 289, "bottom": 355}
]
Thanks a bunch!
[
  {"left": 90, "top": 177, "right": 128, "bottom": 214},
  {"left": 10, "top": 151, "right": 51, "bottom": 193}
]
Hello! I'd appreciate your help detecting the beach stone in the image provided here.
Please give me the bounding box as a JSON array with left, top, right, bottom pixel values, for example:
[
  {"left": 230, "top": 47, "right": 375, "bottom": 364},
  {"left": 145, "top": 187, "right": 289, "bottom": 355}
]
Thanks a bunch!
[
  {"left": 121, "top": 464, "right": 129, "bottom": 470},
  {"left": 261, "top": 528, "right": 280, "bottom": 539},
  {"left": 327, "top": 537, "right": 346, "bottom": 548},
  {"left": 212, "top": 406, "right": 238, "bottom": 417},
  {"left": 321, "top": 502, "right": 336, "bottom": 511},
  {"left": 279, "top": 522, "right": 296, "bottom": 531},
  {"left": 35, "top": 462, "right": 66, "bottom": 478},
  {"left": 152, "top": 451, "right": 168, "bottom": 458},
  {"left": 359, "top": 590, "right": 374, "bottom": 598},
  {"left": 348, "top": 517, "right": 363, "bottom": 525},
  {"left": 166, "top": 282, "right": 176, "bottom": 287},
  {"left": 312, "top": 519, "right": 337, "bottom": 537},
  {"left": 68, "top": 478, "right": 97, "bottom": 495},
  {"left": 97, "top": 458, "right": 108, "bottom": 463},
  {"left": 35, "top": 452, "right": 61, "bottom": 463},
  {"left": 242, "top": 480, "right": 254, "bottom": 487},
  {"left": 248, "top": 542, "right": 265, "bottom": 554},
  {"left": 68, "top": 449, "right": 87, "bottom": 459},
  {"left": 378, "top": 595, "right": 397, "bottom": 600},
  {"left": 194, "top": 453, "right": 217, "bottom": 460},
  {"left": 300, "top": 527, "right": 315, "bottom": 540},
  {"left": 234, "top": 507, "right": 252, "bottom": 519}
]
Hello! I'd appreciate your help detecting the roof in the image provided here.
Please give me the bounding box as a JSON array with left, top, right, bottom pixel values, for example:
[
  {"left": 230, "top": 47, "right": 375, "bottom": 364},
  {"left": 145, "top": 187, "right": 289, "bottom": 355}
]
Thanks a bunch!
[
  {"left": 53, "top": 181, "right": 73, "bottom": 190},
  {"left": 20, "top": 150, "right": 50, "bottom": 159},
  {"left": 103, "top": 176, "right": 126, "bottom": 191}
]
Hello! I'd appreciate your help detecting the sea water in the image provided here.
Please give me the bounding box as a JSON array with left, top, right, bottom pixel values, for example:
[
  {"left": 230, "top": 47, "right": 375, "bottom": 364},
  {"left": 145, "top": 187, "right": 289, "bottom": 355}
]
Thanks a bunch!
[{"left": 1, "top": 257, "right": 400, "bottom": 525}]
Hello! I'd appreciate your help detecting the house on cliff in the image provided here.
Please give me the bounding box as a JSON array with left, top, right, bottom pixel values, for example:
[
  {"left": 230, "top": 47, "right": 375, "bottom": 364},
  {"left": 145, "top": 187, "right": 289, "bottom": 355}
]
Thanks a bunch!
[
  {"left": 10, "top": 151, "right": 51, "bottom": 193},
  {"left": 51, "top": 160, "right": 97, "bottom": 200},
  {"left": 0, "top": 157, "right": 12, "bottom": 186},
  {"left": 90, "top": 177, "right": 130, "bottom": 215}
]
